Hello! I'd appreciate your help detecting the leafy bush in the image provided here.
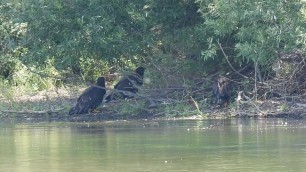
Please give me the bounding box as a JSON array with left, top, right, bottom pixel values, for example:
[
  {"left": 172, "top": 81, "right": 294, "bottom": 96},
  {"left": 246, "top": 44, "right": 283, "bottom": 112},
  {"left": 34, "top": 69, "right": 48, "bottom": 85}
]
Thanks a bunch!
[
  {"left": 0, "top": 2, "right": 28, "bottom": 80},
  {"left": 196, "top": 0, "right": 306, "bottom": 68},
  {"left": 1, "top": 0, "right": 305, "bottom": 95}
]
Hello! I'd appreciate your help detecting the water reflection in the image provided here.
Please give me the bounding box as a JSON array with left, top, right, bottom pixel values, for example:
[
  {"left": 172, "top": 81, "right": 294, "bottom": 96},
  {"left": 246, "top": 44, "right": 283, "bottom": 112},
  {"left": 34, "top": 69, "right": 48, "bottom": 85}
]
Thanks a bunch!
[{"left": 0, "top": 119, "right": 306, "bottom": 171}]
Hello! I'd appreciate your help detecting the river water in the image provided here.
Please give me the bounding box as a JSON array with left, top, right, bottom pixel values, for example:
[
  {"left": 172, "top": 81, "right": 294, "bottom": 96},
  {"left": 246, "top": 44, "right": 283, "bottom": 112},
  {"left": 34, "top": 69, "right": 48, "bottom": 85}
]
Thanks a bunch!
[{"left": 0, "top": 118, "right": 306, "bottom": 172}]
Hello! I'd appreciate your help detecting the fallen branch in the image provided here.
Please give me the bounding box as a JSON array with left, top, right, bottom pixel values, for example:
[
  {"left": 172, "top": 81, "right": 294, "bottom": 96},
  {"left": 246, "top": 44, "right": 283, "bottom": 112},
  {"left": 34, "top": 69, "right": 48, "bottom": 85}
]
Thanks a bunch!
[
  {"left": 296, "top": 103, "right": 306, "bottom": 108},
  {"left": 190, "top": 96, "right": 203, "bottom": 116},
  {"left": 104, "top": 89, "right": 159, "bottom": 109},
  {"left": 85, "top": 85, "right": 190, "bottom": 107},
  {"left": 1, "top": 108, "right": 64, "bottom": 115},
  {"left": 236, "top": 91, "right": 266, "bottom": 116},
  {"left": 217, "top": 40, "right": 251, "bottom": 80}
]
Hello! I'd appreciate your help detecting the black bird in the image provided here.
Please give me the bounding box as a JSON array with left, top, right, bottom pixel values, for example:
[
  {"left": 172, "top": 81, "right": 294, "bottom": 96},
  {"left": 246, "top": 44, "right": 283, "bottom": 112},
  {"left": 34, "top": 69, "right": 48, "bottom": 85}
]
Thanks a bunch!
[
  {"left": 212, "top": 76, "right": 232, "bottom": 107},
  {"left": 105, "top": 66, "right": 145, "bottom": 102},
  {"left": 69, "top": 77, "right": 106, "bottom": 115}
]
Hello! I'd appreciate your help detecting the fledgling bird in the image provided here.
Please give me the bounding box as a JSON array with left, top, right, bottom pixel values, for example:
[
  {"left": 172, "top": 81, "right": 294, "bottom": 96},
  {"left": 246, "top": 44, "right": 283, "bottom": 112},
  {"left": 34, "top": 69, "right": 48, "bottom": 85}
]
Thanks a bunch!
[
  {"left": 69, "top": 77, "right": 106, "bottom": 115},
  {"left": 105, "top": 66, "right": 145, "bottom": 102},
  {"left": 212, "top": 76, "right": 232, "bottom": 107}
]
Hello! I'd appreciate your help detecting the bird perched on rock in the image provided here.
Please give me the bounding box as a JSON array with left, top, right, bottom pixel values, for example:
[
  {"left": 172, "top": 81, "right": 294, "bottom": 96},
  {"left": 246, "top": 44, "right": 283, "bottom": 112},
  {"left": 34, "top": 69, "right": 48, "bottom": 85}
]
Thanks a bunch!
[
  {"left": 69, "top": 77, "right": 106, "bottom": 115},
  {"left": 105, "top": 66, "right": 145, "bottom": 102}
]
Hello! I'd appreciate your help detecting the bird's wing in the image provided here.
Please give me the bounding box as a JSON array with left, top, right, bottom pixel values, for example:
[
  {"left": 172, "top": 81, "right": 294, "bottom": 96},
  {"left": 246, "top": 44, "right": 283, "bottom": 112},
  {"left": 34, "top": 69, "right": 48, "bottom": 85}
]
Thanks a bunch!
[
  {"left": 114, "top": 77, "right": 128, "bottom": 89},
  {"left": 114, "top": 75, "right": 140, "bottom": 90},
  {"left": 75, "top": 87, "right": 105, "bottom": 113}
]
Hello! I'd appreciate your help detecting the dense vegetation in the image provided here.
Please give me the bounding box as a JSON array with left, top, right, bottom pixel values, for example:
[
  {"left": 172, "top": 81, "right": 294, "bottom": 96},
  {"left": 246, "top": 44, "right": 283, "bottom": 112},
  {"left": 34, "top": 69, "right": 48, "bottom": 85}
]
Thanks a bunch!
[{"left": 0, "top": 0, "right": 305, "bottom": 118}]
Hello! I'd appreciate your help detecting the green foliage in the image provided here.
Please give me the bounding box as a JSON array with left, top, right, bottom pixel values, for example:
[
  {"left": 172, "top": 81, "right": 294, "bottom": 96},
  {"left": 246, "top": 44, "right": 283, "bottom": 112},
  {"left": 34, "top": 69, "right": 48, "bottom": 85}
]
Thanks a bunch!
[
  {"left": 162, "top": 102, "right": 196, "bottom": 118},
  {"left": 17, "top": 0, "right": 152, "bottom": 67},
  {"left": 79, "top": 57, "right": 109, "bottom": 82},
  {"left": 0, "top": 79, "right": 14, "bottom": 103},
  {"left": 0, "top": 2, "right": 28, "bottom": 80},
  {"left": 2, "top": 0, "right": 202, "bottom": 67},
  {"left": 1, "top": 0, "right": 204, "bottom": 84},
  {"left": 1, "top": 0, "right": 306, "bottom": 99},
  {"left": 196, "top": 0, "right": 306, "bottom": 67},
  {"left": 10, "top": 59, "right": 62, "bottom": 93},
  {"left": 280, "top": 103, "right": 289, "bottom": 112},
  {"left": 116, "top": 100, "right": 146, "bottom": 116}
]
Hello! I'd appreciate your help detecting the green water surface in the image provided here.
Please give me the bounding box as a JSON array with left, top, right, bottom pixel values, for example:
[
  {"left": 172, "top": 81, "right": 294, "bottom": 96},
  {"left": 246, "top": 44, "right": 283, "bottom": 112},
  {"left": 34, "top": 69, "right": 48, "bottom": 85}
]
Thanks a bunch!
[{"left": 0, "top": 118, "right": 306, "bottom": 172}]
